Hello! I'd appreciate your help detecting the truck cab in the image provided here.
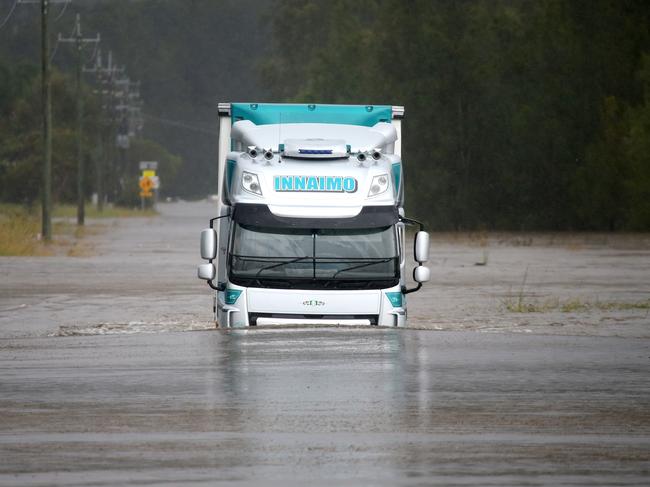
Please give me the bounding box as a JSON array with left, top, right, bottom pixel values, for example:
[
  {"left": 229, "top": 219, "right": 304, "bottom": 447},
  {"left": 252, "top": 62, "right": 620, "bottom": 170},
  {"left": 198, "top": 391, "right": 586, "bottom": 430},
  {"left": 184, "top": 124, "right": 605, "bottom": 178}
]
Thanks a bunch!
[{"left": 198, "top": 103, "right": 429, "bottom": 327}]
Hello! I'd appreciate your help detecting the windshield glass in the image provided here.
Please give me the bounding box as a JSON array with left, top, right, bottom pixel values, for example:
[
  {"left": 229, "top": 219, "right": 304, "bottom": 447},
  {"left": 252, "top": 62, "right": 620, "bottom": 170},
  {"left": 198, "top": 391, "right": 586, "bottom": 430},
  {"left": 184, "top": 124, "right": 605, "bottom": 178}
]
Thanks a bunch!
[{"left": 230, "top": 224, "right": 398, "bottom": 287}]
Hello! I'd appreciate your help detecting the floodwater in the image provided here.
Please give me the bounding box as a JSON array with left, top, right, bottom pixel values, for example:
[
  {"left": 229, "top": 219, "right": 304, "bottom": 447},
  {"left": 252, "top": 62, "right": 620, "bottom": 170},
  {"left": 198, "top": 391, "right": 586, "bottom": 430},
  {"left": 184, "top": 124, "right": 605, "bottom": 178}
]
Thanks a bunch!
[
  {"left": 1, "top": 201, "right": 649, "bottom": 485},
  {"left": 1, "top": 202, "right": 649, "bottom": 339}
]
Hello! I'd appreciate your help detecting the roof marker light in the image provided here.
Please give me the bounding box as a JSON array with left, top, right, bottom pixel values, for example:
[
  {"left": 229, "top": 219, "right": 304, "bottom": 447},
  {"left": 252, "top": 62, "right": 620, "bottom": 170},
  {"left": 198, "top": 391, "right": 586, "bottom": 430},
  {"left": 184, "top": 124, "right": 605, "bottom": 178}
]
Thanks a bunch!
[{"left": 299, "top": 149, "right": 333, "bottom": 155}]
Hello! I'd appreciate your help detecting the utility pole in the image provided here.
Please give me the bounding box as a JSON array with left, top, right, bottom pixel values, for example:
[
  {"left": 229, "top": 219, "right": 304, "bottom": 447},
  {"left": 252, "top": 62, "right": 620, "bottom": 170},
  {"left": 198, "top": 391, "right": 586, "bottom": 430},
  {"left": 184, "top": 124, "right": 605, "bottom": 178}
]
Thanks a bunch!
[
  {"left": 83, "top": 49, "right": 123, "bottom": 211},
  {"left": 58, "top": 14, "right": 100, "bottom": 225},
  {"left": 104, "top": 51, "right": 124, "bottom": 204},
  {"left": 18, "top": 0, "right": 72, "bottom": 240},
  {"left": 114, "top": 77, "right": 140, "bottom": 180},
  {"left": 83, "top": 49, "right": 105, "bottom": 212},
  {"left": 84, "top": 49, "right": 143, "bottom": 209},
  {"left": 41, "top": 0, "right": 52, "bottom": 240}
]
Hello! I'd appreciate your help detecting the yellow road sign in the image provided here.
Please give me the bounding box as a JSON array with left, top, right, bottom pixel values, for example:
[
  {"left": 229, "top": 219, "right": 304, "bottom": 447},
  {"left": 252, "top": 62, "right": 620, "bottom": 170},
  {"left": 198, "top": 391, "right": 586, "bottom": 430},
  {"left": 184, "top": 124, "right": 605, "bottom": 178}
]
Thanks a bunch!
[
  {"left": 142, "top": 170, "right": 156, "bottom": 178},
  {"left": 139, "top": 176, "right": 154, "bottom": 198},
  {"left": 139, "top": 177, "right": 154, "bottom": 191}
]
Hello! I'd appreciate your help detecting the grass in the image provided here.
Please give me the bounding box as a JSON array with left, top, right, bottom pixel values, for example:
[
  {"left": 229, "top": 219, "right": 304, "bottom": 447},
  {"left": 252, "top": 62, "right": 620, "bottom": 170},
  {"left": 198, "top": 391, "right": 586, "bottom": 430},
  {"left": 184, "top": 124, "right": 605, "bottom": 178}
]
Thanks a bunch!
[
  {"left": 503, "top": 266, "right": 650, "bottom": 313},
  {"left": 0, "top": 205, "right": 50, "bottom": 256},
  {"left": 0, "top": 202, "right": 155, "bottom": 256},
  {"left": 504, "top": 295, "right": 650, "bottom": 314}
]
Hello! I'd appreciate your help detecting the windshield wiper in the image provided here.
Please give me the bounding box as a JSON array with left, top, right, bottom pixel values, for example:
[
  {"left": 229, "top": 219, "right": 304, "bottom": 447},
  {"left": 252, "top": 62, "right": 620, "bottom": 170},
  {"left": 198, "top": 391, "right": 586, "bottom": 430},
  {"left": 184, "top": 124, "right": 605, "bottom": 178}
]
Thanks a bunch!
[
  {"left": 331, "top": 258, "right": 393, "bottom": 278},
  {"left": 254, "top": 256, "right": 312, "bottom": 278}
]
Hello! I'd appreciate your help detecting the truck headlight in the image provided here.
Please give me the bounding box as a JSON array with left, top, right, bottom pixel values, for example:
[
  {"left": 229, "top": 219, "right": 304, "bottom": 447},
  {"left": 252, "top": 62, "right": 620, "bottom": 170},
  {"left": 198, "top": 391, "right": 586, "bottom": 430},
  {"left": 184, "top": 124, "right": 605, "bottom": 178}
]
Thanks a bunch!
[
  {"left": 242, "top": 171, "right": 262, "bottom": 195},
  {"left": 368, "top": 173, "right": 389, "bottom": 197}
]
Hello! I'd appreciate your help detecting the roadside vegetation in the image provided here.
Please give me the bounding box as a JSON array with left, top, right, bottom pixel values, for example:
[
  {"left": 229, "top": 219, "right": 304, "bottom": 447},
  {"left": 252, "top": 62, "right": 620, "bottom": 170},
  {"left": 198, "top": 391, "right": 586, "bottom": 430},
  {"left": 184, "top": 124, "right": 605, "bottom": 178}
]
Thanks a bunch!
[
  {"left": 0, "top": 204, "right": 48, "bottom": 256},
  {"left": 503, "top": 265, "right": 650, "bottom": 313},
  {"left": 0, "top": 203, "right": 155, "bottom": 257},
  {"left": 504, "top": 295, "right": 650, "bottom": 314},
  {"left": 2, "top": 1, "right": 649, "bottom": 231},
  {"left": 0, "top": 65, "right": 181, "bottom": 212}
]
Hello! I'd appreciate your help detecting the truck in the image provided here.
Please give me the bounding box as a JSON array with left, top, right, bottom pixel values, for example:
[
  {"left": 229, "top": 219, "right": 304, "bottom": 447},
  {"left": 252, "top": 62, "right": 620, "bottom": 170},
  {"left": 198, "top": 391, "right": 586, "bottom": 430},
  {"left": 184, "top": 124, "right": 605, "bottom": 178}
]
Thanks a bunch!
[{"left": 197, "top": 103, "right": 430, "bottom": 327}]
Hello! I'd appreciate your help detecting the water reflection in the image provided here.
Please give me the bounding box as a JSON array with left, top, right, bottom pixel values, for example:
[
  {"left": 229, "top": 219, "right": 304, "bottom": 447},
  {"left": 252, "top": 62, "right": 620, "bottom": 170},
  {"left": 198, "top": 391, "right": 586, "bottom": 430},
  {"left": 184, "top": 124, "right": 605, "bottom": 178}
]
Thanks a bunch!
[
  {"left": 190, "top": 327, "right": 469, "bottom": 481},
  {"left": 203, "top": 328, "right": 410, "bottom": 430}
]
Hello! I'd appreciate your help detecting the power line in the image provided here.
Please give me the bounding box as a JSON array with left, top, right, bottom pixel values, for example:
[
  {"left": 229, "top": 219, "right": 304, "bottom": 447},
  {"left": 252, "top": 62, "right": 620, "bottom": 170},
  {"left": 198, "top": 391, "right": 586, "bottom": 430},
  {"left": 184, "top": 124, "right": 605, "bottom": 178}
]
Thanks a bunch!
[
  {"left": 49, "top": 9, "right": 74, "bottom": 61},
  {"left": 83, "top": 38, "right": 99, "bottom": 63},
  {"left": 49, "top": 36, "right": 59, "bottom": 61},
  {"left": 0, "top": 0, "right": 18, "bottom": 29},
  {"left": 57, "top": 12, "right": 100, "bottom": 226},
  {"left": 52, "top": 0, "right": 68, "bottom": 21},
  {"left": 143, "top": 113, "right": 217, "bottom": 135}
]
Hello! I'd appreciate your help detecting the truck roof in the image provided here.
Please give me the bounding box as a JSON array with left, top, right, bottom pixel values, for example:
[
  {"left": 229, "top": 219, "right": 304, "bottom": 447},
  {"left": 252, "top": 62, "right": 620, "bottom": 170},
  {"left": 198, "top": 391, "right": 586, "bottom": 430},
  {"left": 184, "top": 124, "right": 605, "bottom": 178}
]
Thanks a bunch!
[
  {"left": 231, "top": 121, "right": 398, "bottom": 154},
  {"left": 223, "top": 103, "right": 404, "bottom": 126}
]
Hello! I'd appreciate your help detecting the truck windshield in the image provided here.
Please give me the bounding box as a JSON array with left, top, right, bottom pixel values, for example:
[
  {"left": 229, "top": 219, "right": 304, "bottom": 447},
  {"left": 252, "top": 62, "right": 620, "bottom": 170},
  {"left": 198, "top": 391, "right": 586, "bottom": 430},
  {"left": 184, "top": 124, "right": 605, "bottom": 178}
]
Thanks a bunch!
[{"left": 229, "top": 224, "right": 399, "bottom": 289}]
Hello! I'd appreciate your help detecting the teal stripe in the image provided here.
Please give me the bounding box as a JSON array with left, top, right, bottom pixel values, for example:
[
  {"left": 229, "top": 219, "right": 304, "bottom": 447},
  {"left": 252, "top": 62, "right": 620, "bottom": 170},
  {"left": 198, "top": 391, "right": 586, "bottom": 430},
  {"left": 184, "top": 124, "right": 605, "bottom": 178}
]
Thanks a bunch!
[
  {"left": 231, "top": 103, "right": 392, "bottom": 127},
  {"left": 385, "top": 292, "right": 403, "bottom": 308},
  {"left": 391, "top": 162, "right": 402, "bottom": 195},
  {"left": 226, "top": 159, "right": 236, "bottom": 191},
  {"left": 225, "top": 289, "right": 242, "bottom": 305}
]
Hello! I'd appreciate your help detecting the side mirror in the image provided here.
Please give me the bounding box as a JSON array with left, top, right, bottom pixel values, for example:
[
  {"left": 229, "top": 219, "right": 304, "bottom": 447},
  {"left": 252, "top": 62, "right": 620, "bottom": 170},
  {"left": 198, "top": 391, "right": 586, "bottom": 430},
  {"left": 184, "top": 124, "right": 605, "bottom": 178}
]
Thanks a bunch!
[
  {"left": 413, "top": 265, "right": 430, "bottom": 283},
  {"left": 200, "top": 228, "right": 217, "bottom": 260},
  {"left": 198, "top": 263, "right": 216, "bottom": 280},
  {"left": 414, "top": 231, "right": 429, "bottom": 263}
]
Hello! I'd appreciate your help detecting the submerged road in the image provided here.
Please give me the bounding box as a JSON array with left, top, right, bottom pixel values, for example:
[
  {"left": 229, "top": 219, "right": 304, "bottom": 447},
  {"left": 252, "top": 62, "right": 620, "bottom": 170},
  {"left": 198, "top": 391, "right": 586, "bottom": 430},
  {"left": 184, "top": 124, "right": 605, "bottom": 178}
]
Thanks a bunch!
[
  {"left": 1, "top": 328, "right": 649, "bottom": 486},
  {"left": 1, "top": 201, "right": 649, "bottom": 485}
]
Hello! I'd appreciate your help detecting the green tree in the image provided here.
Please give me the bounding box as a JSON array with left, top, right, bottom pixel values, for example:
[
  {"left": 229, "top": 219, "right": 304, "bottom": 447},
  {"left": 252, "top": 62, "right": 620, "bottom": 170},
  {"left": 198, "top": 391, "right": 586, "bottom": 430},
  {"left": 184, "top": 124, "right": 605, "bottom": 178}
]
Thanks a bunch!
[
  {"left": 262, "top": 0, "right": 650, "bottom": 231},
  {"left": 624, "top": 55, "right": 650, "bottom": 229}
]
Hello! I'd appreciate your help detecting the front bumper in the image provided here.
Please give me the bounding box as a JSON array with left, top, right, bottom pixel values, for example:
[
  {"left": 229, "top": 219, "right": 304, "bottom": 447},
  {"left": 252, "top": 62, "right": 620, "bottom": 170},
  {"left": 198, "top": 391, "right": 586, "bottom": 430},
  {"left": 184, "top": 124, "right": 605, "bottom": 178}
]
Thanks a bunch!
[{"left": 216, "top": 285, "right": 406, "bottom": 328}]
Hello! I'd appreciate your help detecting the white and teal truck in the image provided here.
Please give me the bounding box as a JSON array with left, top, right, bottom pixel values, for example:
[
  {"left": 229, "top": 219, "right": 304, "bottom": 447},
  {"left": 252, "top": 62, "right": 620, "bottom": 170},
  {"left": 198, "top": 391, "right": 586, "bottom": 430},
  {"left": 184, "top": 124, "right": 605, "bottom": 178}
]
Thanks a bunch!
[{"left": 198, "top": 103, "right": 430, "bottom": 327}]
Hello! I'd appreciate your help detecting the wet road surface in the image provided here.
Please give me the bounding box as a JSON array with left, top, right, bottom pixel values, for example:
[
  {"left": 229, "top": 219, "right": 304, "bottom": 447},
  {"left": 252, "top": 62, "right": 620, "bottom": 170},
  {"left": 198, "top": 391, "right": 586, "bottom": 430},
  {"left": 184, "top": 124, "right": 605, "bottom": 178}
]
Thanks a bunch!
[{"left": 1, "top": 328, "right": 649, "bottom": 486}]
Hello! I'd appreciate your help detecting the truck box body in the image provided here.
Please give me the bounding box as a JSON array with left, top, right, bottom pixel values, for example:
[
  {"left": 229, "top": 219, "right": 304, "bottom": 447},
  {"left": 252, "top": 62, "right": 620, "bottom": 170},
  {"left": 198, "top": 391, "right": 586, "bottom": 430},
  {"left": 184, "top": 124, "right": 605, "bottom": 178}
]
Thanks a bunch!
[{"left": 198, "top": 103, "right": 428, "bottom": 327}]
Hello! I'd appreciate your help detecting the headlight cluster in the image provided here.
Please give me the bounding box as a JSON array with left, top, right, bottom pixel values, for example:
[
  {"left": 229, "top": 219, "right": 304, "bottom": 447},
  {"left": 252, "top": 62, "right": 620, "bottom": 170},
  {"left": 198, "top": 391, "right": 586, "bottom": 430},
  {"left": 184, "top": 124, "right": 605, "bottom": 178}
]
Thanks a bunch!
[
  {"left": 368, "top": 173, "right": 389, "bottom": 197},
  {"left": 242, "top": 171, "right": 262, "bottom": 195}
]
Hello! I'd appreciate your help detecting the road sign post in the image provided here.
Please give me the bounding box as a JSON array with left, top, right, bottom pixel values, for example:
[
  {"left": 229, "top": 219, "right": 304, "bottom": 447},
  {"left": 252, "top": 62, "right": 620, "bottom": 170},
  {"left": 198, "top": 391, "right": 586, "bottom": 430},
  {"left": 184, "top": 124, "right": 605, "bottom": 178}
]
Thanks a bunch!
[
  {"left": 138, "top": 161, "right": 158, "bottom": 210},
  {"left": 139, "top": 175, "right": 154, "bottom": 210}
]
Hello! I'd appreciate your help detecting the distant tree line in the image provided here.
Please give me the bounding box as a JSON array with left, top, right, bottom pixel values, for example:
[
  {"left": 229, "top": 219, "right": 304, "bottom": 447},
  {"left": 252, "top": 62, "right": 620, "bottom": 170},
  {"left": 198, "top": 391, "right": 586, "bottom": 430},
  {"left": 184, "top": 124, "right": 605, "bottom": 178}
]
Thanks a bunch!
[
  {"left": 0, "top": 0, "right": 267, "bottom": 206},
  {"left": 0, "top": 61, "right": 180, "bottom": 208},
  {"left": 262, "top": 0, "right": 650, "bottom": 230},
  {"left": 1, "top": 0, "right": 648, "bottom": 230}
]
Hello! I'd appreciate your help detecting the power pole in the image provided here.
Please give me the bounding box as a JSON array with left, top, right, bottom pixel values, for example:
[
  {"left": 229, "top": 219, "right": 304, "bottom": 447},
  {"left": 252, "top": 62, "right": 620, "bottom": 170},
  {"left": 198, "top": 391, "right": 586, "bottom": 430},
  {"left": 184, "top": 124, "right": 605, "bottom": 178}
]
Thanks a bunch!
[
  {"left": 83, "top": 49, "right": 122, "bottom": 211},
  {"left": 84, "top": 49, "right": 142, "bottom": 209},
  {"left": 114, "top": 77, "right": 140, "bottom": 181},
  {"left": 18, "top": 0, "right": 72, "bottom": 240},
  {"left": 83, "top": 49, "right": 105, "bottom": 212},
  {"left": 58, "top": 14, "right": 100, "bottom": 225},
  {"left": 105, "top": 51, "right": 124, "bottom": 205},
  {"left": 41, "top": 0, "right": 52, "bottom": 240}
]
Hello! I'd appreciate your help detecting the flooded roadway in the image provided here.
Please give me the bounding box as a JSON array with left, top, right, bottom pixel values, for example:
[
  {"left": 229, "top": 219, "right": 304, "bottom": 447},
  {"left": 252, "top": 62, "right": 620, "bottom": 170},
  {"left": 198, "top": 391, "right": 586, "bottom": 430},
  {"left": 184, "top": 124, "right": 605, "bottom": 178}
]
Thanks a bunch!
[
  {"left": 2, "top": 328, "right": 649, "bottom": 486},
  {"left": 1, "top": 202, "right": 649, "bottom": 485}
]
